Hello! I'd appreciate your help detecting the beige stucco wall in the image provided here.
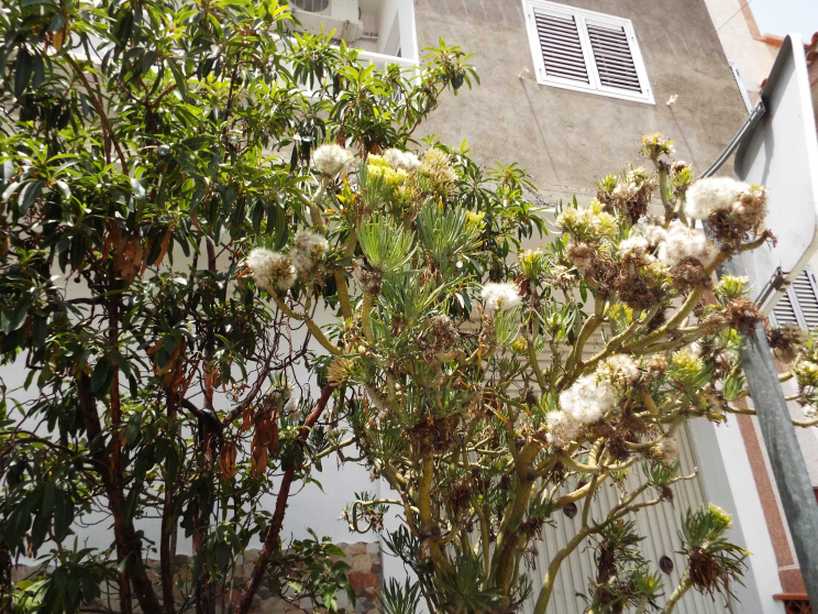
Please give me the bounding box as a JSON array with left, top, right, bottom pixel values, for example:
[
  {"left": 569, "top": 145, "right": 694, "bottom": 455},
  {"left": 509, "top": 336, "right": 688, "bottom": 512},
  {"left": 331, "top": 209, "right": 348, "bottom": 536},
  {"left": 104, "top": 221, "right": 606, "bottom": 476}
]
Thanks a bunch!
[{"left": 412, "top": 0, "right": 748, "bottom": 198}]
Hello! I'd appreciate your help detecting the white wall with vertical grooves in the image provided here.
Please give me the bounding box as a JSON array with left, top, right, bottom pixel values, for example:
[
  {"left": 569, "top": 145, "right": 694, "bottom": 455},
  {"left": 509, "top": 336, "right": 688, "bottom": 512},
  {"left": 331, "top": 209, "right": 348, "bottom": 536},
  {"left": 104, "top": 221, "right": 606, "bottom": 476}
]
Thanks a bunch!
[{"left": 524, "top": 427, "right": 728, "bottom": 613}]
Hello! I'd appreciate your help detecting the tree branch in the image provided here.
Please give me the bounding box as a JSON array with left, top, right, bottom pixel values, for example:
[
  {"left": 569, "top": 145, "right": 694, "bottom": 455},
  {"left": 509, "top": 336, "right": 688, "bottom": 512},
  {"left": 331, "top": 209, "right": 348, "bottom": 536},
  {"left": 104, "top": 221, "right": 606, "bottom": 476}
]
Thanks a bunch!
[{"left": 235, "top": 385, "right": 335, "bottom": 614}]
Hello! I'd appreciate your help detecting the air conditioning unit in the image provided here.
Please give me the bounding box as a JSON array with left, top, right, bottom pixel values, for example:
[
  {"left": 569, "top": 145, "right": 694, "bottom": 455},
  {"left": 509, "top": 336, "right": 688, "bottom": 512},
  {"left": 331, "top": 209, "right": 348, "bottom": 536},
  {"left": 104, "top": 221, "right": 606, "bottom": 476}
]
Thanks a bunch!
[{"left": 291, "top": 0, "right": 364, "bottom": 43}]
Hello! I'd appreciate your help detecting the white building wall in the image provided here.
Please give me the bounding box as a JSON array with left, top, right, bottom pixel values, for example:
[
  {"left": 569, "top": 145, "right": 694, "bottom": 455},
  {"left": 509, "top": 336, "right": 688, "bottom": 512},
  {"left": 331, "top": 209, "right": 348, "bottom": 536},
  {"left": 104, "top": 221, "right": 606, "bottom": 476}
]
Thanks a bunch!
[
  {"left": 689, "top": 416, "right": 785, "bottom": 613},
  {"left": 702, "top": 0, "right": 778, "bottom": 99}
]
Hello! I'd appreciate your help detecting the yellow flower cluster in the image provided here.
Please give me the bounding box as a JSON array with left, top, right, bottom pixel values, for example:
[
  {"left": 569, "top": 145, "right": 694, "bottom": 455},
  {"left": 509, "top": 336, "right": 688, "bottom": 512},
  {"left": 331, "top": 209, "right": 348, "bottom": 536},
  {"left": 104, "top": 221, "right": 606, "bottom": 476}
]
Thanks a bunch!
[
  {"left": 671, "top": 161, "right": 693, "bottom": 194},
  {"left": 795, "top": 359, "right": 818, "bottom": 387},
  {"left": 707, "top": 503, "right": 733, "bottom": 531},
  {"left": 669, "top": 346, "right": 705, "bottom": 384},
  {"left": 519, "top": 248, "right": 546, "bottom": 280},
  {"left": 510, "top": 336, "right": 528, "bottom": 354},
  {"left": 557, "top": 199, "right": 618, "bottom": 242},
  {"left": 640, "top": 132, "right": 674, "bottom": 159},
  {"left": 417, "top": 148, "right": 457, "bottom": 194},
  {"left": 606, "top": 302, "right": 635, "bottom": 325},
  {"left": 715, "top": 275, "right": 749, "bottom": 301},
  {"left": 367, "top": 154, "right": 409, "bottom": 187},
  {"left": 464, "top": 210, "right": 486, "bottom": 233}
]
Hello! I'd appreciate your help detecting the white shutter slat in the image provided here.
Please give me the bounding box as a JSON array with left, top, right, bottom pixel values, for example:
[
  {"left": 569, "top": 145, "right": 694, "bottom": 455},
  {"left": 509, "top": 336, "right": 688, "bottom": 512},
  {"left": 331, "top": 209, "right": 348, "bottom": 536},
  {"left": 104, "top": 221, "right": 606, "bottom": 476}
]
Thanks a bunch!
[
  {"left": 773, "top": 268, "right": 818, "bottom": 329},
  {"left": 533, "top": 10, "right": 590, "bottom": 85},
  {"left": 794, "top": 270, "right": 818, "bottom": 329},
  {"left": 535, "top": 44, "right": 586, "bottom": 63},
  {"left": 535, "top": 26, "right": 582, "bottom": 38},
  {"left": 523, "top": 427, "right": 723, "bottom": 613},
  {"left": 535, "top": 18, "right": 583, "bottom": 36},
  {"left": 773, "top": 288, "right": 801, "bottom": 327},
  {"left": 586, "top": 21, "right": 643, "bottom": 94},
  {"left": 536, "top": 36, "right": 584, "bottom": 52}
]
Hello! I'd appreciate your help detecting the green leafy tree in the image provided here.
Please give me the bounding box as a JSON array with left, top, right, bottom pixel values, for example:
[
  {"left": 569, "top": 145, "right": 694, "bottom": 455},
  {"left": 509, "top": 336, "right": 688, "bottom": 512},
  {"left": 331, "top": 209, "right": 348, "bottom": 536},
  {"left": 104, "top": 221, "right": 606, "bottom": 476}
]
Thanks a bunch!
[{"left": 0, "top": 1, "right": 473, "bottom": 612}]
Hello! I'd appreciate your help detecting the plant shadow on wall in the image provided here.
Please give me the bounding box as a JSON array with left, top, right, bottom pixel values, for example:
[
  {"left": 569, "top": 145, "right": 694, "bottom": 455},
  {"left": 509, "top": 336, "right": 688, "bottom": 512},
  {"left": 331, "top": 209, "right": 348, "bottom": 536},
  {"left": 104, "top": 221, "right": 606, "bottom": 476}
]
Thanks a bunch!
[
  {"left": 0, "top": 0, "right": 476, "bottom": 612},
  {"left": 2, "top": 2, "right": 818, "bottom": 614}
]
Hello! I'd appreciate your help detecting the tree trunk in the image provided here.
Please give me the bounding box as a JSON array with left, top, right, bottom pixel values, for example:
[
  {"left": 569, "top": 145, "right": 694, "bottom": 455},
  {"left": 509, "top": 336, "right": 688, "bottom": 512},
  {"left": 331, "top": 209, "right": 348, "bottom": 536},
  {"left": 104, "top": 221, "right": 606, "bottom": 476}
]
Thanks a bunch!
[
  {"left": 77, "top": 374, "right": 162, "bottom": 614},
  {"left": 235, "top": 385, "right": 334, "bottom": 614},
  {"left": 0, "top": 545, "right": 12, "bottom": 613}
]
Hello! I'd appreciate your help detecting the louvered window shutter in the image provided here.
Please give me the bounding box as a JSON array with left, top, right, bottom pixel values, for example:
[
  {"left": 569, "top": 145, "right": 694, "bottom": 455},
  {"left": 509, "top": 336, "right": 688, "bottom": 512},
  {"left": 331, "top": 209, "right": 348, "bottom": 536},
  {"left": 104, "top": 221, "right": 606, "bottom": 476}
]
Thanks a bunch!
[
  {"left": 773, "top": 268, "right": 818, "bottom": 329},
  {"left": 586, "top": 20, "right": 643, "bottom": 93},
  {"left": 532, "top": 11, "right": 590, "bottom": 85},
  {"left": 524, "top": 1, "right": 653, "bottom": 104}
]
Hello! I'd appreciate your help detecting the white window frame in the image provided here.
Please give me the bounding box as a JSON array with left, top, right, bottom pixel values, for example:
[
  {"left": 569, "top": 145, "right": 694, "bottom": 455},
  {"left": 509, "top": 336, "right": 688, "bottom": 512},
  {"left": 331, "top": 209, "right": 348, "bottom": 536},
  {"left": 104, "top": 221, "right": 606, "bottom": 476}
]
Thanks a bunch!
[
  {"left": 357, "top": 0, "right": 419, "bottom": 68},
  {"left": 522, "top": 0, "right": 654, "bottom": 104}
]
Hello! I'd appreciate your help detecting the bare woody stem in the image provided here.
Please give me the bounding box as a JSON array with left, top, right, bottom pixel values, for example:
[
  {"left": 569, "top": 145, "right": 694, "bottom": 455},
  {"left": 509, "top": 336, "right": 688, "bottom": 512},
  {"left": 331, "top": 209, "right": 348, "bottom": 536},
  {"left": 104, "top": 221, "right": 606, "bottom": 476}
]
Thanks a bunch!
[
  {"left": 533, "top": 471, "right": 691, "bottom": 614},
  {"left": 66, "top": 55, "right": 128, "bottom": 168},
  {"left": 657, "top": 163, "right": 674, "bottom": 223},
  {"left": 418, "top": 456, "right": 454, "bottom": 577},
  {"left": 558, "top": 298, "right": 605, "bottom": 388},
  {"left": 335, "top": 233, "right": 358, "bottom": 324},
  {"left": 235, "top": 385, "right": 335, "bottom": 614},
  {"left": 526, "top": 330, "right": 548, "bottom": 393},
  {"left": 532, "top": 525, "right": 594, "bottom": 614},
  {"left": 361, "top": 292, "right": 376, "bottom": 344},
  {"left": 77, "top": 372, "right": 162, "bottom": 614},
  {"left": 107, "top": 286, "right": 134, "bottom": 614},
  {"left": 160, "top": 392, "right": 178, "bottom": 614}
]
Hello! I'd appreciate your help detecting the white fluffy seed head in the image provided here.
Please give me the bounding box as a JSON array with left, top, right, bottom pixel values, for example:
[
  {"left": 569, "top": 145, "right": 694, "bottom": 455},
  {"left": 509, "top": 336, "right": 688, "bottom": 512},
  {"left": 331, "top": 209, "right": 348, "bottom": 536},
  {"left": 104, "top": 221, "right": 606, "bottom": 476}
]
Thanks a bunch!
[
  {"left": 546, "top": 410, "right": 581, "bottom": 448},
  {"left": 602, "top": 354, "right": 641, "bottom": 383},
  {"left": 640, "top": 223, "right": 668, "bottom": 245},
  {"left": 559, "top": 374, "right": 616, "bottom": 425},
  {"left": 651, "top": 437, "right": 679, "bottom": 463},
  {"left": 383, "top": 148, "right": 421, "bottom": 172},
  {"left": 312, "top": 144, "right": 355, "bottom": 176},
  {"left": 657, "top": 220, "right": 717, "bottom": 267},
  {"left": 291, "top": 229, "right": 329, "bottom": 277},
  {"left": 618, "top": 235, "right": 650, "bottom": 257},
  {"left": 480, "top": 282, "right": 521, "bottom": 314},
  {"left": 247, "top": 248, "right": 296, "bottom": 292},
  {"left": 684, "top": 177, "right": 751, "bottom": 220}
]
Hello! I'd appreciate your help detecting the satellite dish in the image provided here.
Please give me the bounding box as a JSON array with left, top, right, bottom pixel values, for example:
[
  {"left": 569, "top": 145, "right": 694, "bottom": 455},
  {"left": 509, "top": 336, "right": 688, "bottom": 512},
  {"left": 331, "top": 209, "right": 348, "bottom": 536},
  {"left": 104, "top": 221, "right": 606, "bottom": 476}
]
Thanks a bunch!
[{"left": 733, "top": 34, "right": 818, "bottom": 312}]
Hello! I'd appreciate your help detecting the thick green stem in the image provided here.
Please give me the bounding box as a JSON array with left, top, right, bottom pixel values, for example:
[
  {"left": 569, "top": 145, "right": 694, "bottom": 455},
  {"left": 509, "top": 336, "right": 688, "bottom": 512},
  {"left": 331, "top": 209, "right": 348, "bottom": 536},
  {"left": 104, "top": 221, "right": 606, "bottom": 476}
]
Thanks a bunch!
[
  {"left": 558, "top": 299, "right": 604, "bottom": 388},
  {"left": 335, "top": 270, "right": 353, "bottom": 322},
  {"left": 663, "top": 576, "right": 693, "bottom": 613},
  {"left": 532, "top": 527, "right": 592, "bottom": 614},
  {"left": 657, "top": 164, "right": 674, "bottom": 222},
  {"left": 418, "top": 456, "right": 453, "bottom": 576},
  {"left": 491, "top": 443, "right": 540, "bottom": 594},
  {"left": 478, "top": 505, "right": 491, "bottom": 578},
  {"left": 526, "top": 333, "right": 548, "bottom": 393}
]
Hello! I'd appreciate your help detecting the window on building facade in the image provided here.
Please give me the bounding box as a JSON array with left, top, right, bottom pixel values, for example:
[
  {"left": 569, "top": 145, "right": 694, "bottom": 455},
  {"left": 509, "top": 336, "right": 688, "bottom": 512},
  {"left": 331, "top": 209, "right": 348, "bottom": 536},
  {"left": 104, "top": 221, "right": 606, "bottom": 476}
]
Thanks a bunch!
[
  {"left": 773, "top": 267, "right": 818, "bottom": 329},
  {"left": 522, "top": 0, "right": 654, "bottom": 104},
  {"left": 289, "top": 0, "right": 418, "bottom": 68}
]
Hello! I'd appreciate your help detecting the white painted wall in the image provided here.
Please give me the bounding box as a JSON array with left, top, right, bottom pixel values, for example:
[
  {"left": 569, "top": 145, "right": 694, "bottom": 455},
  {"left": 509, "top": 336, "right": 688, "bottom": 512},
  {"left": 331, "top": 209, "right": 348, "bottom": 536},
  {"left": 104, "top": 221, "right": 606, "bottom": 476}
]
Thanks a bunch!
[
  {"left": 524, "top": 427, "right": 738, "bottom": 614},
  {"left": 702, "top": 0, "right": 778, "bottom": 99},
  {"left": 689, "top": 415, "right": 785, "bottom": 614},
  {"left": 397, "top": 0, "right": 419, "bottom": 61},
  {"left": 377, "top": 0, "right": 401, "bottom": 55}
]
